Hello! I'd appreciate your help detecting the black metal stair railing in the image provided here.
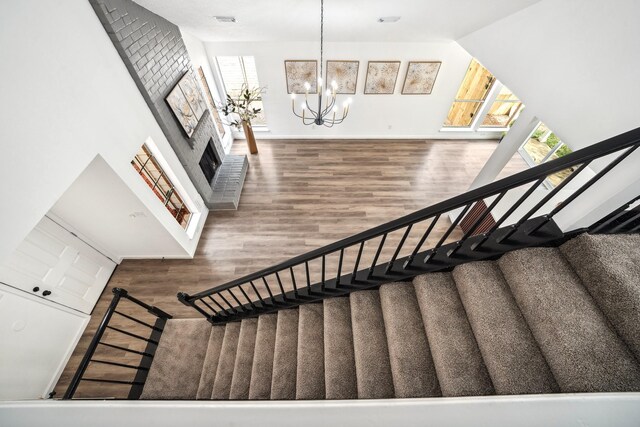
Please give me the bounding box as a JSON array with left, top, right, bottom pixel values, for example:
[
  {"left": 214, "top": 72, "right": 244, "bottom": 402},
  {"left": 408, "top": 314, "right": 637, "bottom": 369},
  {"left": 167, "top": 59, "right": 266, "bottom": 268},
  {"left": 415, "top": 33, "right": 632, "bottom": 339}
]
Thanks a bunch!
[
  {"left": 178, "top": 127, "right": 640, "bottom": 324},
  {"left": 63, "top": 288, "right": 172, "bottom": 400}
]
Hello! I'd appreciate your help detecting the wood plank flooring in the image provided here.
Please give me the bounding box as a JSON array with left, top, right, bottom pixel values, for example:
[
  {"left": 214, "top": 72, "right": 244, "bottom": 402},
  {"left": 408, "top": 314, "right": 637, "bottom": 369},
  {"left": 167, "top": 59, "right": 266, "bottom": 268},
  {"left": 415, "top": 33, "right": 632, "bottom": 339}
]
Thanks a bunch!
[{"left": 55, "top": 138, "right": 527, "bottom": 398}]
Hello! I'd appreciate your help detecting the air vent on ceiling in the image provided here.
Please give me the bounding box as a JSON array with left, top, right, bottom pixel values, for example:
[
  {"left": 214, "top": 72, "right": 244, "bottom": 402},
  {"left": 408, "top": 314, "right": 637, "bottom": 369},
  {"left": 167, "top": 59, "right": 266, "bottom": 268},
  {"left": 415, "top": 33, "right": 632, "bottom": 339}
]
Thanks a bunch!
[
  {"left": 378, "top": 16, "right": 401, "bottom": 23},
  {"left": 213, "top": 16, "right": 237, "bottom": 23}
]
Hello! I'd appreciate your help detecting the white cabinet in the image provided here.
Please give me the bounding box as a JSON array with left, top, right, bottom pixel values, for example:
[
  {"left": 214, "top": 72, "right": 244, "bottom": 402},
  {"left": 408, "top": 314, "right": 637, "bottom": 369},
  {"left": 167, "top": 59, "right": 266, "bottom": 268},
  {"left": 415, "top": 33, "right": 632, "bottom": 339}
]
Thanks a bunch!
[
  {"left": 0, "top": 216, "right": 116, "bottom": 314},
  {"left": 0, "top": 284, "right": 89, "bottom": 400}
]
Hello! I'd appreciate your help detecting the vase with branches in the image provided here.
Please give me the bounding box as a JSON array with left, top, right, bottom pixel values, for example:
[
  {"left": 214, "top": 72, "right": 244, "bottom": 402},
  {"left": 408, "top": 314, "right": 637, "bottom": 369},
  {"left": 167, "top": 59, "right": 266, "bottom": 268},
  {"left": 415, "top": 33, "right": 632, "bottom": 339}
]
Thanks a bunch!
[{"left": 219, "top": 84, "right": 264, "bottom": 154}]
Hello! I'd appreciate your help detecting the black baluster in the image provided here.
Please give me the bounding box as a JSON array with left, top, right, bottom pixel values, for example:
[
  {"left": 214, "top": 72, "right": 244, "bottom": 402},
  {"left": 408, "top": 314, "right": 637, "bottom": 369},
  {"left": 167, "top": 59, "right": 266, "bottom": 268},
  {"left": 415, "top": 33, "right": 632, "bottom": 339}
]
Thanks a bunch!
[
  {"left": 367, "top": 233, "right": 387, "bottom": 279},
  {"left": 385, "top": 224, "right": 413, "bottom": 274}
]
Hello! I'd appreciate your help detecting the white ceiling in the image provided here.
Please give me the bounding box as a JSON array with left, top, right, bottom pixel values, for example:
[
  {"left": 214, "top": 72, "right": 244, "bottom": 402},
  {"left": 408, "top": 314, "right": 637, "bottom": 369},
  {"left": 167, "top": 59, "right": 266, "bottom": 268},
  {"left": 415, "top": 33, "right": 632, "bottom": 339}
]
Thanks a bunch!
[{"left": 135, "top": 0, "right": 541, "bottom": 42}]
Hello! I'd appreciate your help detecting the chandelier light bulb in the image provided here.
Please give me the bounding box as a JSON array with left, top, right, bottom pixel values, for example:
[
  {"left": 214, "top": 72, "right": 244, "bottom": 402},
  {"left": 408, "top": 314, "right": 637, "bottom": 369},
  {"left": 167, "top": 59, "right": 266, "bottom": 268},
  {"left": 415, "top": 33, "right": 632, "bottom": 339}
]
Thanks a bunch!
[
  {"left": 304, "top": 82, "right": 311, "bottom": 90},
  {"left": 347, "top": 97, "right": 353, "bottom": 104},
  {"left": 318, "top": 77, "right": 323, "bottom": 87},
  {"left": 331, "top": 80, "right": 338, "bottom": 89},
  {"left": 290, "top": 93, "right": 297, "bottom": 100},
  {"left": 333, "top": 106, "right": 338, "bottom": 113},
  {"left": 325, "top": 89, "right": 332, "bottom": 97},
  {"left": 301, "top": 103, "right": 306, "bottom": 110}
]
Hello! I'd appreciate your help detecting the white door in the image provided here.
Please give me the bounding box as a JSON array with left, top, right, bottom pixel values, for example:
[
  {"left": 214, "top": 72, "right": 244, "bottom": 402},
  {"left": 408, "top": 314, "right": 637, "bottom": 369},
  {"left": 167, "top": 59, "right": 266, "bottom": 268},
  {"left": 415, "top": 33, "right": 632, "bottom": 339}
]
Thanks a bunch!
[
  {"left": 0, "top": 216, "right": 116, "bottom": 314},
  {"left": 0, "top": 284, "right": 89, "bottom": 400}
]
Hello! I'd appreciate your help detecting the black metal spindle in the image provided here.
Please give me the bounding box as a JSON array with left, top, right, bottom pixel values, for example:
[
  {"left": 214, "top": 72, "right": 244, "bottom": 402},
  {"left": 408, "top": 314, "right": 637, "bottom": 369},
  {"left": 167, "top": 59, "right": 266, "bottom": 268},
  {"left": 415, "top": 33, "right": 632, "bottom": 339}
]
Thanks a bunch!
[
  {"left": 227, "top": 289, "right": 246, "bottom": 312},
  {"left": 207, "top": 295, "right": 230, "bottom": 316},
  {"left": 351, "top": 241, "right": 365, "bottom": 283},
  {"left": 218, "top": 292, "right": 240, "bottom": 313},
  {"left": 83, "top": 378, "right": 145, "bottom": 386},
  {"left": 336, "top": 248, "right": 344, "bottom": 286},
  {"left": 106, "top": 326, "right": 158, "bottom": 345},
  {"left": 275, "top": 272, "right": 288, "bottom": 301},
  {"left": 290, "top": 267, "right": 299, "bottom": 298},
  {"left": 305, "top": 261, "right": 312, "bottom": 294},
  {"left": 404, "top": 214, "right": 440, "bottom": 268},
  {"left": 448, "top": 192, "right": 506, "bottom": 257},
  {"left": 497, "top": 161, "right": 592, "bottom": 243},
  {"left": 424, "top": 203, "right": 472, "bottom": 263},
  {"left": 114, "top": 311, "right": 162, "bottom": 332},
  {"left": 262, "top": 277, "right": 276, "bottom": 304},
  {"left": 237, "top": 285, "right": 258, "bottom": 310},
  {"left": 609, "top": 210, "right": 640, "bottom": 233},
  {"left": 590, "top": 196, "right": 640, "bottom": 233},
  {"left": 198, "top": 297, "right": 220, "bottom": 317},
  {"left": 385, "top": 224, "right": 413, "bottom": 273},
  {"left": 321, "top": 256, "right": 326, "bottom": 291},
  {"left": 368, "top": 233, "right": 387, "bottom": 278},
  {"left": 250, "top": 281, "right": 268, "bottom": 307},
  {"left": 90, "top": 359, "right": 149, "bottom": 371},
  {"left": 98, "top": 342, "right": 153, "bottom": 358}
]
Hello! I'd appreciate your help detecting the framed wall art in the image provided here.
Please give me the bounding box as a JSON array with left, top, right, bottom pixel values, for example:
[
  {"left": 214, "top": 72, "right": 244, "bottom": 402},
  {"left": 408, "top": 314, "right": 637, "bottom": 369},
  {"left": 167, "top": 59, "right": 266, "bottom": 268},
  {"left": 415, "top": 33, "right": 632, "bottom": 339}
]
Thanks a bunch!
[
  {"left": 197, "top": 66, "right": 226, "bottom": 139},
  {"left": 285, "top": 60, "right": 318, "bottom": 94},
  {"left": 401, "top": 61, "right": 442, "bottom": 95},
  {"left": 166, "top": 70, "right": 208, "bottom": 138},
  {"left": 326, "top": 60, "right": 359, "bottom": 94},
  {"left": 364, "top": 61, "right": 401, "bottom": 94}
]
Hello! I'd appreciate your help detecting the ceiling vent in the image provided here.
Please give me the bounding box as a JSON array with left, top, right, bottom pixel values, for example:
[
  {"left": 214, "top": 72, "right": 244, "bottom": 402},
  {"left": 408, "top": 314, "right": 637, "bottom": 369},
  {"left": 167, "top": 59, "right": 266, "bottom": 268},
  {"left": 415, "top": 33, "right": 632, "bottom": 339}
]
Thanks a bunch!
[
  {"left": 213, "top": 16, "right": 237, "bottom": 23},
  {"left": 377, "top": 16, "right": 401, "bottom": 23}
]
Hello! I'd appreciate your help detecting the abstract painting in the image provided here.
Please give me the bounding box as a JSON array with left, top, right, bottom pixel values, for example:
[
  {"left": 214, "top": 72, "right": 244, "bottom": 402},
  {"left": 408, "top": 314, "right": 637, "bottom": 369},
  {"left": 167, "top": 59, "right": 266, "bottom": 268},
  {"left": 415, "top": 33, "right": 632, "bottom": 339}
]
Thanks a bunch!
[
  {"left": 166, "top": 82, "right": 199, "bottom": 138},
  {"left": 285, "top": 60, "right": 317, "bottom": 94},
  {"left": 364, "top": 61, "right": 401, "bottom": 94},
  {"left": 178, "top": 72, "right": 207, "bottom": 120},
  {"left": 197, "top": 66, "right": 226, "bottom": 138},
  {"left": 402, "top": 61, "right": 442, "bottom": 94},
  {"left": 326, "top": 60, "right": 359, "bottom": 94}
]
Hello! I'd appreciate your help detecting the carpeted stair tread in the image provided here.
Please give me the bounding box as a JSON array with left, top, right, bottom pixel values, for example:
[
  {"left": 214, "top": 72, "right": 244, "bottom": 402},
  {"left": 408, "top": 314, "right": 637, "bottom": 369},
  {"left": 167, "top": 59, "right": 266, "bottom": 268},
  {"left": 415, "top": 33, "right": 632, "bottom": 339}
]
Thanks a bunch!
[
  {"left": 296, "top": 303, "right": 325, "bottom": 399},
  {"left": 249, "top": 314, "right": 278, "bottom": 399},
  {"left": 380, "top": 282, "right": 441, "bottom": 398},
  {"left": 270, "top": 309, "right": 299, "bottom": 399},
  {"left": 499, "top": 247, "right": 640, "bottom": 392},
  {"left": 229, "top": 318, "right": 258, "bottom": 399},
  {"left": 414, "top": 272, "right": 494, "bottom": 397},
  {"left": 323, "top": 297, "right": 357, "bottom": 399},
  {"left": 560, "top": 233, "right": 640, "bottom": 361},
  {"left": 196, "top": 325, "right": 225, "bottom": 399},
  {"left": 211, "top": 322, "right": 241, "bottom": 399},
  {"left": 141, "top": 319, "right": 212, "bottom": 399},
  {"left": 350, "top": 289, "right": 395, "bottom": 398},
  {"left": 453, "top": 261, "right": 559, "bottom": 394}
]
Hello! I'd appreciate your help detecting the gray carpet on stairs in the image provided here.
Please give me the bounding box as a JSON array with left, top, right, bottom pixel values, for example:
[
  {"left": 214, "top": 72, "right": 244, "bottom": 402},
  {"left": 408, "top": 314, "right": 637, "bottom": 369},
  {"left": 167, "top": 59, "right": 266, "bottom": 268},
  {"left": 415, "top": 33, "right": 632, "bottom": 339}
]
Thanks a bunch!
[
  {"left": 499, "top": 247, "right": 640, "bottom": 392},
  {"left": 249, "top": 314, "right": 277, "bottom": 399},
  {"left": 379, "top": 282, "right": 441, "bottom": 398},
  {"left": 196, "top": 325, "right": 225, "bottom": 399},
  {"left": 453, "top": 261, "right": 559, "bottom": 394},
  {"left": 296, "top": 303, "right": 325, "bottom": 399},
  {"left": 414, "top": 272, "right": 494, "bottom": 397},
  {"left": 211, "top": 321, "right": 241, "bottom": 399},
  {"left": 560, "top": 233, "right": 640, "bottom": 362},
  {"left": 140, "top": 319, "right": 211, "bottom": 399},
  {"left": 323, "top": 297, "right": 357, "bottom": 399},
  {"left": 229, "top": 318, "right": 258, "bottom": 399},
  {"left": 350, "top": 289, "right": 395, "bottom": 398},
  {"left": 270, "top": 309, "right": 299, "bottom": 399}
]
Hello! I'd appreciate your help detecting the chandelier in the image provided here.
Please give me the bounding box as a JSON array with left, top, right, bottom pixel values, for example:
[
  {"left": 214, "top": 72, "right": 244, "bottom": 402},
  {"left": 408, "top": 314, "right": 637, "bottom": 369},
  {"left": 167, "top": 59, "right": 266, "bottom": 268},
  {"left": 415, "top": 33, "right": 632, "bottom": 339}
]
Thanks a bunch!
[{"left": 290, "top": 0, "right": 352, "bottom": 127}]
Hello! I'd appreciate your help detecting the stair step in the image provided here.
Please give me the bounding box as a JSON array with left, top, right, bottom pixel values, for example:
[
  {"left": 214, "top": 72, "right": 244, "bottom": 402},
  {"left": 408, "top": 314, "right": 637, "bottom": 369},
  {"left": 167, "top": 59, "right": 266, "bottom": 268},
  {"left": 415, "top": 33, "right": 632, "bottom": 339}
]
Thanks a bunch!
[
  {"left": 453, "top": 261, "right": 559, "bottom": 394},
  {"left": 248, "top": 314, "right": 278, "bottom": 399},
  {"left": 140, "top": 319, "right": 211, "bottom": 399},
  {"left": 196, "top": 325, "right": 226, "bottom": 399},
  {"left": 560, "top": 233, "right": 640, "bottom": 361},
  {"left": 379, "top": 282, "right": 441, "bottom": 398},
  {"left": 413, "top": 273, "right": 494, "bottom": 397},
  {"left": 229, "top": 318, "right": 259, "bottom": 399},
  {"left": 296, "top": 303, "right": 325, "bottom": 399},
  {"left": 323, "top": 297, "right": 357, "bottom": 399},
  {"left": 499, "top": 247, "right": 640, "bottom": 392},
  {"left": 270, "top": 309, "right": 299, "bottom": 399},
  {"left": 211, "top": 322, "right": 241, "bottom": 399},
  {"left": 350, "top": 289, "right": 395, "bottom": 398}
]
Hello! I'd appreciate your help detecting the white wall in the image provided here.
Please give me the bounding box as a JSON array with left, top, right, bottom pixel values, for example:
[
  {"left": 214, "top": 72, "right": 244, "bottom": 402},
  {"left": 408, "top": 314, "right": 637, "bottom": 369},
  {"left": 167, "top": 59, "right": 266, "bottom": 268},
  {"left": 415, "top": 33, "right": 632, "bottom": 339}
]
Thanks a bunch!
[
  {"left": 0, "top": 0, "right": 208, "bottom": 263},
  {"left": 458, "top": 0, "right": 640, "bottom": 151},
  {"left": 204, "top": 40, "right": 500, "bottom": 139},
  {"left": 2, "top": 394, "right": 640, "bottom": 427},
  {"left": 182, "top": 31, "right": 235, "bottom": 153},
  {"left": 49, "top": 156, "right": 189, "bottom": 261},
  {"left": 458, "top": 0, "right": 640, "bottom": 231}
]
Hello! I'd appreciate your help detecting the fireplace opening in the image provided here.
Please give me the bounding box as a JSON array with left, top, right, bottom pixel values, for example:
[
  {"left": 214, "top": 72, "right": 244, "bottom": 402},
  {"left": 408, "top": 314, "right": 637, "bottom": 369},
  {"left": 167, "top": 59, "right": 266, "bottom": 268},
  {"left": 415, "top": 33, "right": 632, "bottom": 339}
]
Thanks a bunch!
[{"left": 199, "top": 138, "right": 221, "bottom": 184}]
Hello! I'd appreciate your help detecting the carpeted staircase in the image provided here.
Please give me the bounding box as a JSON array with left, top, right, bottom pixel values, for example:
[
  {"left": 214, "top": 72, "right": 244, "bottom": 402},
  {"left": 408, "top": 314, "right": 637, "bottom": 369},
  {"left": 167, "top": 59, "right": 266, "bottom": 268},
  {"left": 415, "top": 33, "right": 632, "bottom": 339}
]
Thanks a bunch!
[{"left": 140, "top": 233, "right": 640, "bottom": 400}]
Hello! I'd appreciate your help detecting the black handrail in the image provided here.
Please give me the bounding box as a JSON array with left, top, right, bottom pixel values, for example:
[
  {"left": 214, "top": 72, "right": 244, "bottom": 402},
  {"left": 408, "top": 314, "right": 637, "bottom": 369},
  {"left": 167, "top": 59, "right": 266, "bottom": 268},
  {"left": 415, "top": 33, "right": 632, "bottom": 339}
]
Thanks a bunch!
[
  {"left": 178, "top": 126, "right": 640, "bottom": 323},
  {"left": 63, "top": 288, "right": 172, "bottom": 400}
]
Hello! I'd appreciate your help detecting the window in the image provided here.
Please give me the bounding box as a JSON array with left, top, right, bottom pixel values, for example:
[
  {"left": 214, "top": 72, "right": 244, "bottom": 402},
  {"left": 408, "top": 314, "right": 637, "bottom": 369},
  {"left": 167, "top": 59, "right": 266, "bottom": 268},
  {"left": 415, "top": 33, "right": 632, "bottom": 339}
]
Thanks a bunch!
[
  {"left": 444, "top": 59, "right": 495, "bottom": 127},
  {"left": 519, "top": 122, "right": 573, "bottom": 187},
  {"left": 444, "top": 59, "right": 523, "bottom": 130},
  {"left": 132, "top": 144, "right": 192, "bottom": 229},
  {"left": 216, "top": 56, "right": 266, "bottom": 126}
]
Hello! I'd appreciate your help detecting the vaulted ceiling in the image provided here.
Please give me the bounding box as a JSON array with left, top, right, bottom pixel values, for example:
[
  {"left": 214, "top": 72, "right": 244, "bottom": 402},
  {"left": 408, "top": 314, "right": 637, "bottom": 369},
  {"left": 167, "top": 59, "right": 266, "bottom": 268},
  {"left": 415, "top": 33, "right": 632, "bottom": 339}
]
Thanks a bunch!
[{"left": 135, "top": 0, "right": 541, "bottom": 42}]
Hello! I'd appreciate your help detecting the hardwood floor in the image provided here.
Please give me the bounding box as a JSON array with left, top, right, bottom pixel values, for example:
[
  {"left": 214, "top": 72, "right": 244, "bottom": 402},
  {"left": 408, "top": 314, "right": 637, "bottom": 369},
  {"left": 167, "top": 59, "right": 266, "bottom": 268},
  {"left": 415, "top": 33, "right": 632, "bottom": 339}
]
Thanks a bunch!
[{"left": 55, "top": 138, "right": 527, "bottom": 398}]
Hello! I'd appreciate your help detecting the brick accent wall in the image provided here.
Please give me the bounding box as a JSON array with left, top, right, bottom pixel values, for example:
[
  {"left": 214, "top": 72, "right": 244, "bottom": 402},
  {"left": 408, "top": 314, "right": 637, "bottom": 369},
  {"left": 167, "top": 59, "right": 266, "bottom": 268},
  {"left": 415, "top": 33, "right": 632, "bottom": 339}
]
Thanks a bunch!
[{"left": 89, "top": 0, "right": 238, "bottom": 208}]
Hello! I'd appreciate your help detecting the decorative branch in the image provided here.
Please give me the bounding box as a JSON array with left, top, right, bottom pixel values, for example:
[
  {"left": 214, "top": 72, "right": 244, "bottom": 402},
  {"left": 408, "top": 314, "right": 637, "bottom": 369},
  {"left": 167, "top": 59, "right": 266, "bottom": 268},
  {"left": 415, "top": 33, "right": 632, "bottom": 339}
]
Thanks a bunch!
[{"left": 217, "top": 84, "right": 266, "bottom": 130}]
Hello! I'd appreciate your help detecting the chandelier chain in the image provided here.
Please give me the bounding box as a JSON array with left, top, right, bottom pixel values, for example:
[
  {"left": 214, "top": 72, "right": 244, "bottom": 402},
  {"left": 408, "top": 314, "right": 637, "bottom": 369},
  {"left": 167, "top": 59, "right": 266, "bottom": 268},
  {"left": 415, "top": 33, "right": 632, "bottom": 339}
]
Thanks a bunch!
[{"left": 320, "top": 0, "right": 324, "bottom": 80}]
